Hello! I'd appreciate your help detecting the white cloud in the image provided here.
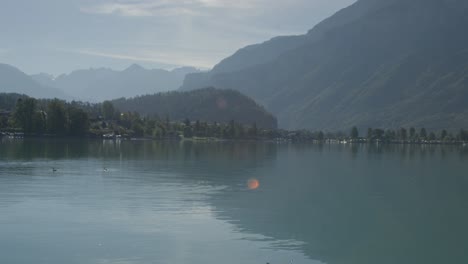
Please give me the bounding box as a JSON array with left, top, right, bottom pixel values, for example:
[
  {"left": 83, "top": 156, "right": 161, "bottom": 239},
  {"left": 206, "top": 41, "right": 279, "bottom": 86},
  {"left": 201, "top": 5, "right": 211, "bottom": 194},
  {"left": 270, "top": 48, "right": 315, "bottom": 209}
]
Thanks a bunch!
[
  {"left": 72, "top": 49, "right": 218, "bottom": 69},
  {"left": 194, "top": 0, "right": 259, "bottom": 8},
  {"left": 81, "top": 1, "right": 200, "bottom": 17},
  {"left": 74, "top": 0, "right": 344, "bottom": 71},
  {"left": 2, "top": 0, "right": 355, "bottom": 74},
  {"left": 80, "top": 0, "right": 269, "bottom": 17}
]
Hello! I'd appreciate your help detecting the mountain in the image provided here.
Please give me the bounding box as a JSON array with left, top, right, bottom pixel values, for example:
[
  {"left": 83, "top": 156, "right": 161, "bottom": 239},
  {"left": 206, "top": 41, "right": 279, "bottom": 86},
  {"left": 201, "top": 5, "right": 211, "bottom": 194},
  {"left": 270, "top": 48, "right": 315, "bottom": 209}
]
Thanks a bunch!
[
  {"left": 29, "top": 73, "right": 56, "bottom": 88},
  {"left": 32, "top": 65, "right": 200, "bottom": 102},
  {"left": 181, "top": 0, "right": 468, "bottom": 131},
  {"left": 112, "top": 87, "right": 277, "bottom": 129},
  {"left": 0, "top": 64, "right": 68, "bottom": 99}
]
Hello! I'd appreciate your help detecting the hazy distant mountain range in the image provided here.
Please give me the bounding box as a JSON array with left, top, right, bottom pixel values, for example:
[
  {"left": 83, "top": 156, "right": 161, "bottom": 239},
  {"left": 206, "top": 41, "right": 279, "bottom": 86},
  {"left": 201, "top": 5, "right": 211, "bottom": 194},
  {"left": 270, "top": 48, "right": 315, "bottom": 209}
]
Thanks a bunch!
[
  {"left": 0, "top": 63, "right": 69, "bottom": 99},
  {"left": 0, "top": 63, "right": 200, "bottom": 102},
  {"left": 31, "top": 64, "right": 200, "bottom": 102},
  {"left": 181, "top": 0, "right": 468, "bottom": 131}
]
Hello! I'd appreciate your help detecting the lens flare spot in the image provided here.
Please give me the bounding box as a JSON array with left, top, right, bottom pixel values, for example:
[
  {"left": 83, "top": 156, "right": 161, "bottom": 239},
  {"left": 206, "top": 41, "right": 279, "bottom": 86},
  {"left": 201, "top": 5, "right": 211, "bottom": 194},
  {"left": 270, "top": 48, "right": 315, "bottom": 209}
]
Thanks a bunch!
[
  {"left": 216, "top": 97, "right": 227, "bottom": 110},
  {"left": 247, "top": 178, "right": 260, "bottom": 190}
]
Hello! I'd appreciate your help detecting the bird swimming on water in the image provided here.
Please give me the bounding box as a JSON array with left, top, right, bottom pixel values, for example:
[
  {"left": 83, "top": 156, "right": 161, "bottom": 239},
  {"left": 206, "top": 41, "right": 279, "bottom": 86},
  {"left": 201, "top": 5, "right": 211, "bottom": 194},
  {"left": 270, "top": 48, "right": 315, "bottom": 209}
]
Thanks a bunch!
[{"left": 52, "top": 168, "right": 57, "bottom": 172}]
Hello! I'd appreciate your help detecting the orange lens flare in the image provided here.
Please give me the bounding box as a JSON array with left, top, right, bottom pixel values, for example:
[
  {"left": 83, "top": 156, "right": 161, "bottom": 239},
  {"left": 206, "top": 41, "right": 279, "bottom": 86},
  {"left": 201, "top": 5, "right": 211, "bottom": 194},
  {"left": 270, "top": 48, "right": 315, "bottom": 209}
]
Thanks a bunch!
[
  {"left": 216, "top": 97, "right": 227, "bottom": 110},
  {"left": 247, "top": 178, "right": 260, "bottom": 190}
]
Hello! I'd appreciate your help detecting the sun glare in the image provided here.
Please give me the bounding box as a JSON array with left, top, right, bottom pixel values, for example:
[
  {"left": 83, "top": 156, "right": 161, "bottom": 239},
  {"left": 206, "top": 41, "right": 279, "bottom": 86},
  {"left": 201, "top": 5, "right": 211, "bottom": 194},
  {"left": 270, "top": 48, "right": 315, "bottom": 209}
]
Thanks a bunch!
[{"left": 247, "top": 178, "right": 260, "bottom": 190}]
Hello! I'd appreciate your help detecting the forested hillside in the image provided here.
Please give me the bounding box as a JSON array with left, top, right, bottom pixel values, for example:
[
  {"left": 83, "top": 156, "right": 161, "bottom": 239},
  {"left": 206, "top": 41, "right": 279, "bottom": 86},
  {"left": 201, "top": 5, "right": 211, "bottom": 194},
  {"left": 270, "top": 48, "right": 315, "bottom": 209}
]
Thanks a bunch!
[
  {"left": 112, "top": 88, "right": 277, "bottom": 129},
  {"left": 0, "top": 88, "right": 277, "bottom": 138}
]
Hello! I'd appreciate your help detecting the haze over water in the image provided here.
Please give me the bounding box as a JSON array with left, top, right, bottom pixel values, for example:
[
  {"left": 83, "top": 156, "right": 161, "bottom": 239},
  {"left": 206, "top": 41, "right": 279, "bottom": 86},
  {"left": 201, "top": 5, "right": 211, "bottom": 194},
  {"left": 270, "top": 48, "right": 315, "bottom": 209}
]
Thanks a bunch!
[{"left": 1, "top": 139, "right": 468, "bottom": 264}]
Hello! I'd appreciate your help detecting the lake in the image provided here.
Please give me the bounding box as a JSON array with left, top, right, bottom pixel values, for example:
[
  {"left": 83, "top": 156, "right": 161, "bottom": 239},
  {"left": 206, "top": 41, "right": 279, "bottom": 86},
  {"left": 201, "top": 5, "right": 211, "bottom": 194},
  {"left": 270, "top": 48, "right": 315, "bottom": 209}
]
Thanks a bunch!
[{"left": 1, "top": 138, "right": 468, "bottom": 264}]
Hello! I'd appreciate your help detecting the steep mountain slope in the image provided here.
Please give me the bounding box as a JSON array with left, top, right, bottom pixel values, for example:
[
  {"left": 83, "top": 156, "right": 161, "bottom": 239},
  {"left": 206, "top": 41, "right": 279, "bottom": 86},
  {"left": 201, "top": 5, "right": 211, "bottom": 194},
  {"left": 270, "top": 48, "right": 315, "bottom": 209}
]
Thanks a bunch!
[
  {"left": 112, "top": 88, "right": 277, "bottom": 129},
  {"left": 0, "top": 64, "right": 68, "bottom": 99},
  {"left": 33, "top": 65, "right": 200, "bottom": 102},
  {"left": 181, "top": 0, "right": 468, "bottom": 131}
]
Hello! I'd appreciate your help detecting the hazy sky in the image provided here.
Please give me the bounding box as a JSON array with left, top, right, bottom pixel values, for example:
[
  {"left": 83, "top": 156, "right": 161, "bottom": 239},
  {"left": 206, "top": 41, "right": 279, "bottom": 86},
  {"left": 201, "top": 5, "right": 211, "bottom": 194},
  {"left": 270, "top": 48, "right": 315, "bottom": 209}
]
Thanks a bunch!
[{"left": 0, "top": 0, "right": 355, "bottom": 76}]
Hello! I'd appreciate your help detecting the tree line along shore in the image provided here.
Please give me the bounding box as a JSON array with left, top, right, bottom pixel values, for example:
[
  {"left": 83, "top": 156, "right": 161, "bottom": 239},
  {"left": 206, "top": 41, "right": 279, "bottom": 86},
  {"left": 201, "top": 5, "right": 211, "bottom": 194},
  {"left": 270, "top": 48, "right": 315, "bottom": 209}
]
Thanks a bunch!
[{"left": 1, "top": 96, "right": 467, "bottom": 145}]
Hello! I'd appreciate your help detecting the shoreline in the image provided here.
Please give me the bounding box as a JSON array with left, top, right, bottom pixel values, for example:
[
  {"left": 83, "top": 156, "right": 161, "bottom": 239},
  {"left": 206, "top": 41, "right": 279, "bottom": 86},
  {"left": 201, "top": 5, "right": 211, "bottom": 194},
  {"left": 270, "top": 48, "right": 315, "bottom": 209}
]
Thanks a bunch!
[{"left": 1, "top": 132, "right": 467, "bottom": 146}]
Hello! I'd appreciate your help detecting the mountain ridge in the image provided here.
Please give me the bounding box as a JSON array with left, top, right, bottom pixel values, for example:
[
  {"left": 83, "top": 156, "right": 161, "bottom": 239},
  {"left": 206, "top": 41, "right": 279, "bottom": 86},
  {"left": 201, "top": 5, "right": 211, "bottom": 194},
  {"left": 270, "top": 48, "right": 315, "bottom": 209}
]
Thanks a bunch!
[
  {"left": 32, "top": 64, "right": 200, "bottom": 102},
  {"left": 0, "top": 63, "right": 69, "bottom": 100},
  {"left": 181, "top": 0, "right": 468, "bottom": 131}
]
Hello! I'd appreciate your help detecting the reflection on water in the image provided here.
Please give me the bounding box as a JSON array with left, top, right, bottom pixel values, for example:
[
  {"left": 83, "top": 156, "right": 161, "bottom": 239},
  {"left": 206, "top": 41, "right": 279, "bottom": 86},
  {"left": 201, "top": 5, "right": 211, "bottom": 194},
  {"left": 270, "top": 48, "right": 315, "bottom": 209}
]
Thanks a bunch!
[
  {"left": 210, "top": 143, "right": 468, "bottom": 264},
  {"left": 1, "top": 139, "right": 468, "bottom": 264}
]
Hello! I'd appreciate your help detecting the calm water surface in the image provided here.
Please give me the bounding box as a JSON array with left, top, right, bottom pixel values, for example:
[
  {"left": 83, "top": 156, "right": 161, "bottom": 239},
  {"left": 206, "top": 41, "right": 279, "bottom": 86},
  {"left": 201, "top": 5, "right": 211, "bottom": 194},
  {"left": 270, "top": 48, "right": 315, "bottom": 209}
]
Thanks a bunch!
[{"left": 1, "top": 139, "right": 468, "bottom": 264}]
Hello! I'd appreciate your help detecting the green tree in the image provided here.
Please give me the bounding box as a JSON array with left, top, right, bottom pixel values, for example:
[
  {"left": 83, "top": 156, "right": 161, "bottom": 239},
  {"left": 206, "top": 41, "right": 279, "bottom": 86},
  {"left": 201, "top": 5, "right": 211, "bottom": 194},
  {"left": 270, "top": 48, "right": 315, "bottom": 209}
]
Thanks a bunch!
[
  {"left": 14, "top": 98, "right": 36, "bottom": 133},
  {"left": 183, "top": 126, "right": 193, "bottom": 138},
  {"left": 317, "top": 131, "right": 324, "bottom": 141},
  {"left": 384, "top": 129, "right": 395, "bottom": 141},
  {"left": 102, "top": 101, "right": 115, "bottom": 120},
  {"left": 459, "top": 129, "right": 468, "bottom": 141},
  {"left": 0, "top": 115, "right": 8, "bottom": 129},
  {"left": 367, "top": 128, "right": 373, "bottom": 140},
  {"left": 409, "top": 127, "right": 416, "bottom": 139},
  {"left": 350, "top": 126, "right": 359, "bottom": 139},
  {"left": 132, "top": 123, "right": 144, "bottom": 137},
  {"left": 194, "top": 120, "right": 202, "bottom": 137},
  {"left": 183, "top": 118, "right": 193, "bottom": 138},
  {"left": 47, "top": 99, "right": 67, "bottom": 135},
  {"left": 440, "top": 130, "right": 448, "bottom": 140},
  {"left": 144, "top": 119, "right": 156, "bottom": 136},
  {"left": 157, "top": 123, "right": 167, "bottom": 137},
  {"left": 248, "top": 122, "right": 258, "bottom": 138},
  {"left": 420, "top": 128, "right": 427, "bottom": 139},
  {"left": 373, "top": 129, "right": 385, "bottom": 140},
  {"left": 32, "top": 111, "right": 46, "bottom": 134},
  {"left": 68, "top": 106, "right": 89, "bottom": 136},
  {"left": 212, "top": 122, "right": 221, "bottom": 138},
  {"left": 118, "top": 112, "right": 131, "bottom": 129},
  {"left": 400, "top": 128, "right": 407, "bottom": 141}
]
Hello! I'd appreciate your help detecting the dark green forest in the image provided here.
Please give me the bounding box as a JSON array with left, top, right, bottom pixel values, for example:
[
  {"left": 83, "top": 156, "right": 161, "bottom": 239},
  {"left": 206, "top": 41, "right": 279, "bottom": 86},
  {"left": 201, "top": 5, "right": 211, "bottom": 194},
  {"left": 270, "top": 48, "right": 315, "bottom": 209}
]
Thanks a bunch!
[
  {"left": 112, "top": 87, "right": 277, "bottom": 129},
  {"left": 0, "top": 91, "right": 278, "bottom": 140},
  {"left": 0, "top": 94, "right": 94, "bottom": 136}
]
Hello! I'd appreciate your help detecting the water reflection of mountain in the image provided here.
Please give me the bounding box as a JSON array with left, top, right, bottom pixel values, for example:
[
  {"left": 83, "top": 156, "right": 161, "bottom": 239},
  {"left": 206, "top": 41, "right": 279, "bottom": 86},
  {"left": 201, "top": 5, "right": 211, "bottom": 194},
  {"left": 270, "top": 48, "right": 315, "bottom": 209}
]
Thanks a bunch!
[{"left": 206, "top": 144, "right": 468, "bottom": 264}]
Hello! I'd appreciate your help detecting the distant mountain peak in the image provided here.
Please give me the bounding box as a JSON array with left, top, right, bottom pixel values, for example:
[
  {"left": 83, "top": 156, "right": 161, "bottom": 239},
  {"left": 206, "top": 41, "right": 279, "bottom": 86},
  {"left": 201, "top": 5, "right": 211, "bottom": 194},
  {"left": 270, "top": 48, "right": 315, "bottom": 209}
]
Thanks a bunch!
[
  {"left": 28, "top": 64, "right": 200, "bottom": 102},
  {"left": 32, "top": 72, "right": 55, "bottom": 80},
  {"left": 171, "top": 66, "right": 201, "bottom": 75},
  {"left": 125, "top": 64, "right": 145, "bottom": 72},
  {"left": 0, "top": 63, "right": 69, "bottom": 99}
]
